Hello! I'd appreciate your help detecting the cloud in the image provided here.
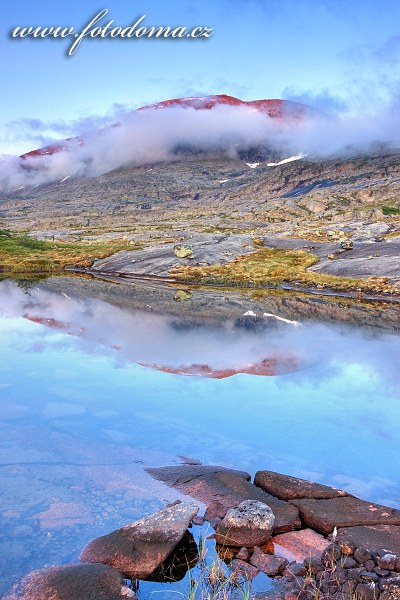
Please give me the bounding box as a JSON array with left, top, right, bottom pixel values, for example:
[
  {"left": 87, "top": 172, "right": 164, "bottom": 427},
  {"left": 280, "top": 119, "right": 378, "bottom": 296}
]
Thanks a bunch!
[
  {"left": 3, "top": 103, "right": 132, "bottom": 147},
  {"left": 282, "top": 87, "right": 348, "bottom": 115},
  {"left": 1, "top": 93, "right": 400, "bottom": 192}
]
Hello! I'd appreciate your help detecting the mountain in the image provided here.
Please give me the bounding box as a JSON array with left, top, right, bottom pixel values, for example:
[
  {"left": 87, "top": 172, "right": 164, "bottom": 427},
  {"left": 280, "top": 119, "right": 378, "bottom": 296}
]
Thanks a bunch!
[{"left": 19, "top": 94, "right": 317, "bottom": 160}]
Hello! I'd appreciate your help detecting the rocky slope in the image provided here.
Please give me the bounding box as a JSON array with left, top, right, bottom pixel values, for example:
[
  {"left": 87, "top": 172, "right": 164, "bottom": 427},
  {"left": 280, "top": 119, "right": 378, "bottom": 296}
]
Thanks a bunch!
[{"left": 1, "top": 151, "right": 399, "bottom": 239}]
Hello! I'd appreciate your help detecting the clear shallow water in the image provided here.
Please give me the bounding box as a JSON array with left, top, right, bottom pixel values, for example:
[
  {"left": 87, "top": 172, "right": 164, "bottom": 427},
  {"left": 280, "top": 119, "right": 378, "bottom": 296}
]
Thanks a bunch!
[{"left": 0, "top": 280, "right": 399, "bottom": 595}]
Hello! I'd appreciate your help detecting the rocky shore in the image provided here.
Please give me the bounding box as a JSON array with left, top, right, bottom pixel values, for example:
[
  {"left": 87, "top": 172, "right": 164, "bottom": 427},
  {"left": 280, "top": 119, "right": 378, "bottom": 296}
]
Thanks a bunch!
[{"left": 5, "top": 466, "right": 400, "bottom": 600}]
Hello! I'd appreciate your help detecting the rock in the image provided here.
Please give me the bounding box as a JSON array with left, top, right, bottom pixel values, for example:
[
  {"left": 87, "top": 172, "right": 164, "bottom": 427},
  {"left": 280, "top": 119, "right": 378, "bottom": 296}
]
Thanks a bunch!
[
  {"left": 302, "top": 557, "right": 324, "bottom": 574},
  {"left": 254, "top": 471, "right": 348, "bottom": 501},
  {"left": 342, "top": 556, "right": 358, "bottom": 568},
  {"left": 250, "top": 546, "right": 288, "bottom": 576},
  {"left": 380, "top": 576, "right": 400, "bottom": 598},
  {"left": 290, "top": 497, "right": 400, "bottom": 535},
  {"left": 354, "top": 547, "right": 373, "bottom": 564},
  {"left": 321, "top": 543, "right": 342, "bottom": 565},
  {"left": 204, "top": 500, "right": 228, "bottom": 522},
  {"left": 215, "top": 500, "right": 275, "bottom": 547},
  {"left": 377, "top": 553, "right": 397, "bottom": 570},
  {"left": 80, "top": 502, "right": 199, "bottom": 579},
  {"left": 3, "top": 564, "right": 135, "bottom": 600},
  {"left": 236, "top": 546, "right": 251, "bottom": 562},
  {"left": 365, "top": 559, "right": 376, "bottom": 572},
  {"left": 283, "top": 562, "right": 307, "bottom": 579},
  {"left": 272, "top": 529, "right": 330, "bottom": 563},
  {"left": 337, "top": 525, "right": 400, "bottom": 556},
  {"left": 230, "top": 559, "right": 259, "bottom": 580},
  {"left": 192, "top": 515, "right": 205, "bottom": 526},
  {"left": 361, "top": 571, "right": 379, "bottom": 582},
  {"left": 173, "top": 290, "right": 193, "bottom": 302},
  {"left": 146, "top": 465, "right": 301, "bottom": 533},
  {"left": 174, "top": 245, "right": 194, "bottom": 259},
  {"left": 341, "top": 240, "right": 354, "bottom": 250},
  {"left": 355, "top": 582, "right": 380, "bottom": 600}
]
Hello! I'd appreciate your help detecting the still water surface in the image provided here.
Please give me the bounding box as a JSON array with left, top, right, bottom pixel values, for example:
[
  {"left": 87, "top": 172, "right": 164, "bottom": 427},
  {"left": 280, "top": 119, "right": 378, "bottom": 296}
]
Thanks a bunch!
[{"left": 0, "top": 280, "right": 399, "bottom": 595}]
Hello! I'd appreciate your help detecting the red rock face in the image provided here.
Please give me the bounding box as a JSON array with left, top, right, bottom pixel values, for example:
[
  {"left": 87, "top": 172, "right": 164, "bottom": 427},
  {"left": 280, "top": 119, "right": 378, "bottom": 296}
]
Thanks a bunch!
[
  {"left": 138, "top": 94, "right": 310, "bottom": 120},
  {"left": 19, "top": 94, "right": 315, "bottom": 159}
]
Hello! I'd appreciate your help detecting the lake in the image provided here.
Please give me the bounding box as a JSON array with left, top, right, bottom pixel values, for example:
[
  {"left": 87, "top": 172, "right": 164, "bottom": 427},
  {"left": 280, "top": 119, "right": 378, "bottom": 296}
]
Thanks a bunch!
[{"left": 0, "top": 277, "right": 399, "bottom": 596}]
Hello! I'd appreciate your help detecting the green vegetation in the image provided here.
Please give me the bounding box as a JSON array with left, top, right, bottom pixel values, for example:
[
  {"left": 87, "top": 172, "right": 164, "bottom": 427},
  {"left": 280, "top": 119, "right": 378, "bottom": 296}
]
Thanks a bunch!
[
  {"left": 0, "top": 231, "right": 142, "bottom": 274},
  {"left": 382, "top": 206, "right": 400, "bottom": 215},
  {"left": 171, "top": 247, "right": 393, "bottom": 294}
]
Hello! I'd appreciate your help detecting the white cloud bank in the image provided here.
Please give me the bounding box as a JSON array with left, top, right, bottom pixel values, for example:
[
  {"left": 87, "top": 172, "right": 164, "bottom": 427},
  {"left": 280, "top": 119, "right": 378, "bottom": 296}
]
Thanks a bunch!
[{"left": 1, "top": 98, "right": 400, "bottom": 192}]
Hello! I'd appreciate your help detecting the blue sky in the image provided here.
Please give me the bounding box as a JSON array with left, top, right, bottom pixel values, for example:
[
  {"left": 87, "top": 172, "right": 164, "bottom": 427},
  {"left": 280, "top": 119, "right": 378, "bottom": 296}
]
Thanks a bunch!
[{"left": 1, "top": 0, "right": 400, "bottom": 154}]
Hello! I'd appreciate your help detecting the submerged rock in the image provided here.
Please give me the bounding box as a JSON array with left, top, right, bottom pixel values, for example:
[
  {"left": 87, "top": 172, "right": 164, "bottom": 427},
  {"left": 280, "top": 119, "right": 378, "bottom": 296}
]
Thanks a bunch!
[
  {"left": 215, "top": 500, "right": 275, "bottom": 547},
  {"left": 80, "top": 502, "right": 199, "bottom": 580},
  {"left": 3, "top": 564, "right": 135, "bottom": 600}
]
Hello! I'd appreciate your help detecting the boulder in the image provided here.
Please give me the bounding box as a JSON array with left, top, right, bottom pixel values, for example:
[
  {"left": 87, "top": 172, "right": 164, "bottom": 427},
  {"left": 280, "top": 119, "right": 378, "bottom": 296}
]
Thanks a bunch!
[
  {"left": 3, "top": 564, "right": 135, "bottom": 600},
  {"left": 254, "top": 471, "right": 348, "bottom": 500},
  {"left": 271, "top": 528, "right": 330, "bottom": 562},
  {"left": 290, "top": 497, "right": 400, "bottom": 534},
  {"left": 80, "top": 502, "right": 199, "bottom": 580},
  {"left": 336, "top": 525, "right": 400, "bottom": 556},
  {"left": 174, "top": 245, "right": 194, "bottom": 259},
  {"left": 215, "top": 500, "right": 275, "bottom": 547},
  {"left": 147, "top": 465, "right": 301, "bottom": 533}
]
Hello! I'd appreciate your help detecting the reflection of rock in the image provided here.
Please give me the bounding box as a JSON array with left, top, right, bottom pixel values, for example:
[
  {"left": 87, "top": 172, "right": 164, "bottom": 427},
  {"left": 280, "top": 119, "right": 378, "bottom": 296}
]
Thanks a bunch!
[
  {"left": 80, "top": 502, "right": 199, "bottom": 579},
  {"left": 215, "top": 500, "right": 275, "bottom": 547},
  {"left": 174, "top": 245, "right": 194, "bottom": 259},
  {"left": 147, "top": 530, "right": 198, "bottom": 582},
  {"left": 146, "top": 465, "right": 301, "bottom": 533},
  {"left": 3, "top": 564, "right": 135, "bottom": 600},
  {"left": 234, "top": 311, "right": 300, "bottom": 332},
  {"left": 173, "top": 289, "right": 193, "bottom": 302}
]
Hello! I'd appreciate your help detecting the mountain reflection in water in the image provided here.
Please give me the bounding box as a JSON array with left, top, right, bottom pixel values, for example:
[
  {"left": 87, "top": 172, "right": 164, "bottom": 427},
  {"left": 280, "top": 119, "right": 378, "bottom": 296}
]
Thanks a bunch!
[{"left": 0, "top": 279, "right": 399, "bottom": 596}]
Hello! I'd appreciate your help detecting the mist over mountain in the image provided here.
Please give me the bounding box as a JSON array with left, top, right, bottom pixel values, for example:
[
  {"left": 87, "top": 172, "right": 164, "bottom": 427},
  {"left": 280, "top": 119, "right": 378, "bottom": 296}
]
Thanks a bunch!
[{"left": 1, "top": 93, "right": 399, "bottom": 193}]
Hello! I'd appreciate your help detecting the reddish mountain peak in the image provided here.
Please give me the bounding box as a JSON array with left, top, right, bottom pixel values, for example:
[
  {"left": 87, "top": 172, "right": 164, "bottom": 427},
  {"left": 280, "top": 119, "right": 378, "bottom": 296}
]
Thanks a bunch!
[{"left": 139, "top": 94, "right": 310, "bottom": 120}]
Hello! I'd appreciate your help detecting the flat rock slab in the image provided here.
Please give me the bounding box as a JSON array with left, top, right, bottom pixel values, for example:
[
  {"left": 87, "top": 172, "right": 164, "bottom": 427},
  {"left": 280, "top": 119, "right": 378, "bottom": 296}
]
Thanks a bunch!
[
  {"left": 3, "top": 564, "right": 135, "bottom": 600},
  {"left": 80, "top": 501, "right": 199, "bottom": 579},
  {"left": 93, "top": 233, "right": 254, "bottom": 277},
  {"left": 254, "top": 470, "right": 349, "bottom": 501},
  {"left": 290, "top": 497, "right": 400, "bottom": 535},
  {"left": 147, "top": 465, "right": 301, "bottom": 534},
  {"left": 271, "top": 528, "right": 330, "bottom": 563},
  {"left": 337, "top": 525, "right": 400, "bottom": 555}
]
